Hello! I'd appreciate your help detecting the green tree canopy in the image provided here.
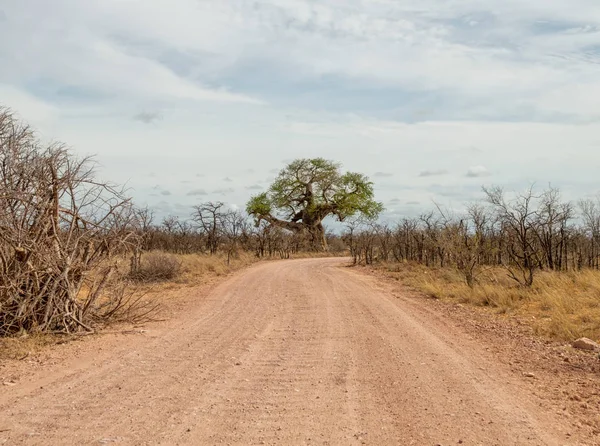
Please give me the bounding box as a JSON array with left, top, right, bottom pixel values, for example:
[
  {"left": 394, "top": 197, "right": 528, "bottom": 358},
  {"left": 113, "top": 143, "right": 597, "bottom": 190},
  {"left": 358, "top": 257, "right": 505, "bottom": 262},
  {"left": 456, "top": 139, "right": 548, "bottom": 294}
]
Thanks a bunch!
[{"left": 246, "top": 158, "right": 383, "bottom": 250}]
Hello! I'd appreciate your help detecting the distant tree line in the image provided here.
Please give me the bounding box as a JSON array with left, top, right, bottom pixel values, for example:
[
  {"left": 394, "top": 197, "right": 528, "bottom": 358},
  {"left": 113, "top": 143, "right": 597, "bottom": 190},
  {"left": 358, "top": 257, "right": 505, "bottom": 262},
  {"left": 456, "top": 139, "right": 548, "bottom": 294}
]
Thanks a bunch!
[
  {"left": 343, "top": 186, "right": 600, "bottom": 287},
  {"left": 132, "top": 202, "right": 346, "bottom": 265}
]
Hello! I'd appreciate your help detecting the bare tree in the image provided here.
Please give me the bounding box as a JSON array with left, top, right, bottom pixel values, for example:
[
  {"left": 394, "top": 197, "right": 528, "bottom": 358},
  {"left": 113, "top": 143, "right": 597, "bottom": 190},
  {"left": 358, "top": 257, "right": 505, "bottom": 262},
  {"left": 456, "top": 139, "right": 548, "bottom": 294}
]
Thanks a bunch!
[
  {"left": 435, "top": 205, "right": 485, "bottom": 288},
  {"left": 192, "top": 202, "right": 226, "bottom": 254},
  {"left": 483, "top": 186, "right": 541, "bottom": 286},
  {"left": 221, "top": 209, "right": 248, "bottom": 264},
  {"left": 130, "top": 206, "right": 154, "bottom": 274},
  {"left": 580, "top": 196, "right": 600, "bottom": 269},
  {"left": 535, "top": 188, "right": 573, "bottom": 271}
]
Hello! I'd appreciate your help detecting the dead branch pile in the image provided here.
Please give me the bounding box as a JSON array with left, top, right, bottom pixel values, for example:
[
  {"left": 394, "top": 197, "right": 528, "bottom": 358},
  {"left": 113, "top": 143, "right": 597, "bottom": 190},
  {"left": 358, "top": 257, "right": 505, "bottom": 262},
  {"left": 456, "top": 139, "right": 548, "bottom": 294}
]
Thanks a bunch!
[{"left": 0, "top": 108, "right": 139, "bottom": 335}]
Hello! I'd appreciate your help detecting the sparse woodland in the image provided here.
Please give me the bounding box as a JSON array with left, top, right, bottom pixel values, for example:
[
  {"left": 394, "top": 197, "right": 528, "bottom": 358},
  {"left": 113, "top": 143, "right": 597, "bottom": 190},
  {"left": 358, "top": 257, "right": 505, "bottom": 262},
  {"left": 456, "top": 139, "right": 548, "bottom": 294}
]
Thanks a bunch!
[
  {"left": 2, "top": 106, "right": 599, "bottom": 342},
  {"left": 343, "top": 186, "right": 600, "bottom": 282}
]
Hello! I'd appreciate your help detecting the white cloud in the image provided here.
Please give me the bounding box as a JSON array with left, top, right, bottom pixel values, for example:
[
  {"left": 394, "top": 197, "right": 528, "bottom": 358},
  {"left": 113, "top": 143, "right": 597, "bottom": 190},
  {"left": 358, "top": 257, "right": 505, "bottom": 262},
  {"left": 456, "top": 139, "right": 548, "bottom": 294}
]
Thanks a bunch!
[
  {"left": 134, "top": 111, "right": 163, "bottom": 124},
  {"left": 465, "top": 165, "right": 491, "bottom": 178},
  {"left": 1, "top": 0, "right": 600, "bottom": 218},
  {"left": 0, "top": 86, "right": 58, "bottom": 124},
  {"left": 187, "top": 189, "right": 208, "bottom": 196},
  {"left": 0, "top": 1, "right": 262, "bottom": 107},
  {"left": 3, "top": 0, "right": 600, "bottom": 119},
  {"left": 419, "top": 169, "right": 449, "bottom": 178},
  {"left": 213, "top": 188, "right": 235, "bottom": 196}
]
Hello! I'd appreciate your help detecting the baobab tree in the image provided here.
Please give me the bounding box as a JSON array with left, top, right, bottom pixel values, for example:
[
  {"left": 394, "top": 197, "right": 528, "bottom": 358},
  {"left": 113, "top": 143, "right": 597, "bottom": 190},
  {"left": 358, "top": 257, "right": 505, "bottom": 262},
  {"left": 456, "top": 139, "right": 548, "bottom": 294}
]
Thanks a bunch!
[{"left": 246, "top": 158, "right": 383, "bottom": 251}]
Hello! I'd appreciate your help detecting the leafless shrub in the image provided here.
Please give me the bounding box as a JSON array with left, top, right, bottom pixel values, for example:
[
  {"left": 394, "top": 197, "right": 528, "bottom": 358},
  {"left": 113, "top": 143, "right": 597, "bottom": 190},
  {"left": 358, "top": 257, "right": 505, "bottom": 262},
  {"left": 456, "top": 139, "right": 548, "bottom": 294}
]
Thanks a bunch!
[
  {"left": 0, "top": 107, "right": 140, "bottom": 335},
  {"left": 94, "top": 284, "right": 159, "bottom": 325},
  {"left": 129, "top": 252, "right": 182, "bottom": 282},
  {"left": 342, "top": 218, "right": 378, "bottom": 265}
]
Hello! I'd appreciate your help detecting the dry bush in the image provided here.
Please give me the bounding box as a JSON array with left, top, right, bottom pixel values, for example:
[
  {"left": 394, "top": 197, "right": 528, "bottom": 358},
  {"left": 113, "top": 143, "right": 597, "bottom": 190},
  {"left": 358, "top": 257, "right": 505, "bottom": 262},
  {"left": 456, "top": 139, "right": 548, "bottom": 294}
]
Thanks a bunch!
[
  {"left": 377, "top": 262, "right": 600, "bottom": 342},
  {"left": 0, "top": 107, "right": 140, "bottom": 335},
  {"left": 127, "top": 251, "right": 259, "bottom": 292},
  {"left": 129, "top": 252, "right": 182, "bottom": 282},
  {"left": 177, "top": 251, "right": 257, "bottom": 283},
  {"left": 346, "top": 186, "right": 599, "bottom": 286}
]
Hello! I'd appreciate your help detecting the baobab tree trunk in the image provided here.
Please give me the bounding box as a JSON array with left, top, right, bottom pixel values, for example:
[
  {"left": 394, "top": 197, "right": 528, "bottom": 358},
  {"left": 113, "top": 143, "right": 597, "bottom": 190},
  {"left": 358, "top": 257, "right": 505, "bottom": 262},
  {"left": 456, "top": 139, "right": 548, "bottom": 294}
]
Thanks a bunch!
[
  {"left": 308, "top": 223, "right": 328, "bottom": 251},
  {"left": 259, "top": 214, "right": 328, "bottom": 252}
]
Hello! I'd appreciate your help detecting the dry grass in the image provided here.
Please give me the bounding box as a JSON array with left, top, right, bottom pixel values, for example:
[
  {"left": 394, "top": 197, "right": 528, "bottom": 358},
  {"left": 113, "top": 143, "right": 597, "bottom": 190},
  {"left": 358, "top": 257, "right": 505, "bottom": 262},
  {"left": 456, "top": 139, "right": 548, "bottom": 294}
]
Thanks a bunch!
[
  {"left": 130, "top": 252, "right": 182, "bottom": 282},
  {"left": 127, "top": 251, "right": 260, "bottom": 294},
  {"left": 378, "top": 262, "right": 600, "bottom": 342},
  {"left": 0, "top": 333, "right": 64, "bottom": 361},
  {"left": 178, "top": 251, "right": 259, "bottom": 282},
  {"left": 289, "top": 250, "right": 350, "bottom": 259}
]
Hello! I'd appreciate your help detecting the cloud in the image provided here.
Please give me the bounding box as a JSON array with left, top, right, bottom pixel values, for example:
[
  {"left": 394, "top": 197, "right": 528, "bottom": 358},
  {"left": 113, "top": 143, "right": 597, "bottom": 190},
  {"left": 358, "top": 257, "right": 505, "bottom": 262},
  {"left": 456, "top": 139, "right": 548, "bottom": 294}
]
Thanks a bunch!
[
  {"left": 223, "top": 177, "right": 233, "bottom": 182},
  {"left": 133, "top": 111, "right": 162, "bottom": 124},
  {"left": 419, "top": 169, "right": 448, "bottom": 177},
  {"left": 151, "top": 200, "right": 189, "bottom": 218},
  {"left": 0, "top": 2, "right": 263, "bottom": 107},
  {"left": 388, "top": 198, "right": 401, "bottom": 203},
  {"left": 213, "top": 187, "right": 235, "bottom": 195},
  {"left": 4, "top": 0, "right": 600, "bottom": 123},
  {"left": 160, "top": 190, "right": 172, "bottom": 196},
  {"left": 186, "top": 189, "right": 207, "bottom": 196},
  {"left": 2, "top": 0, "right": 600, "bottom": 218},
  {"left": 0, "top": 86, "right": 57, "bottom": 124},
  {"left": 465, "top": 165, "right": 491, "bottom": 178},
  {"left": 374, "top": 172, "right": 394, "bottom": 178},
  {"left": 407, "top": 201, "right": 420, "bottom": 205},
  {"left": 246, "top": 184, "right": 263, "bottom": 190}
]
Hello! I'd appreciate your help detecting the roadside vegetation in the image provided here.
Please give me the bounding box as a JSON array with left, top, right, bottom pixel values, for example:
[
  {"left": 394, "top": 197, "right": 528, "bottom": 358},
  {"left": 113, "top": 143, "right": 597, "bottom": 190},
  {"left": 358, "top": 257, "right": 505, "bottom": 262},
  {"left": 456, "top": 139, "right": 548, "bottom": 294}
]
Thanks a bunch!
[
  {"left": 3, "top": 104, "right": 598, "bottom": 360},
  {"left": 343, "top": 187, "right": 600, "bottom": 342},
  {"left": 0, "top": 106, "right": 349, "bottom": 359}
]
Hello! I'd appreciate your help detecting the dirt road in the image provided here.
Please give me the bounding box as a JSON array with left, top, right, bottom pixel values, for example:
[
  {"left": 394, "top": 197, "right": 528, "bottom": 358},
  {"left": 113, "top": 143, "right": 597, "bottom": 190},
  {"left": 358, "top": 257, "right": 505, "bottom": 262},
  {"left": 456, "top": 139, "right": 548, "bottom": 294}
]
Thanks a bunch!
[{"left": 0, "top": 258, "right": 583, "bottom": 445}]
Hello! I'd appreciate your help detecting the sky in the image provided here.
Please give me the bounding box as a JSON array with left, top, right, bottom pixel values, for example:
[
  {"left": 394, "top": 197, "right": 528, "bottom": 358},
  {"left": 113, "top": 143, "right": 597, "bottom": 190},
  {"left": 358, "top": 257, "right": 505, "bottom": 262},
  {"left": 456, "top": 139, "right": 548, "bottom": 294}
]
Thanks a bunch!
[{"left": 1, "top": 0, "right": 600, "bottom": 223}]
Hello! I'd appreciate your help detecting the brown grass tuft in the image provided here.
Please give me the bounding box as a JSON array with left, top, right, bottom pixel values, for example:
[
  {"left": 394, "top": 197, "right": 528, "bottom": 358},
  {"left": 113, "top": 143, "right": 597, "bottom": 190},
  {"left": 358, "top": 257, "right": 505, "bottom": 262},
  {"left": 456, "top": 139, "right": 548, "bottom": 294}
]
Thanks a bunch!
[
  {"left": 377, "top": 262, "right": 600, "bottom": 342},
  {"left": 129, "top": 252, "right": 182, "bottom": 282},
  {"left": 0, "top": 333, "right": 61, "bottom": 361}
]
